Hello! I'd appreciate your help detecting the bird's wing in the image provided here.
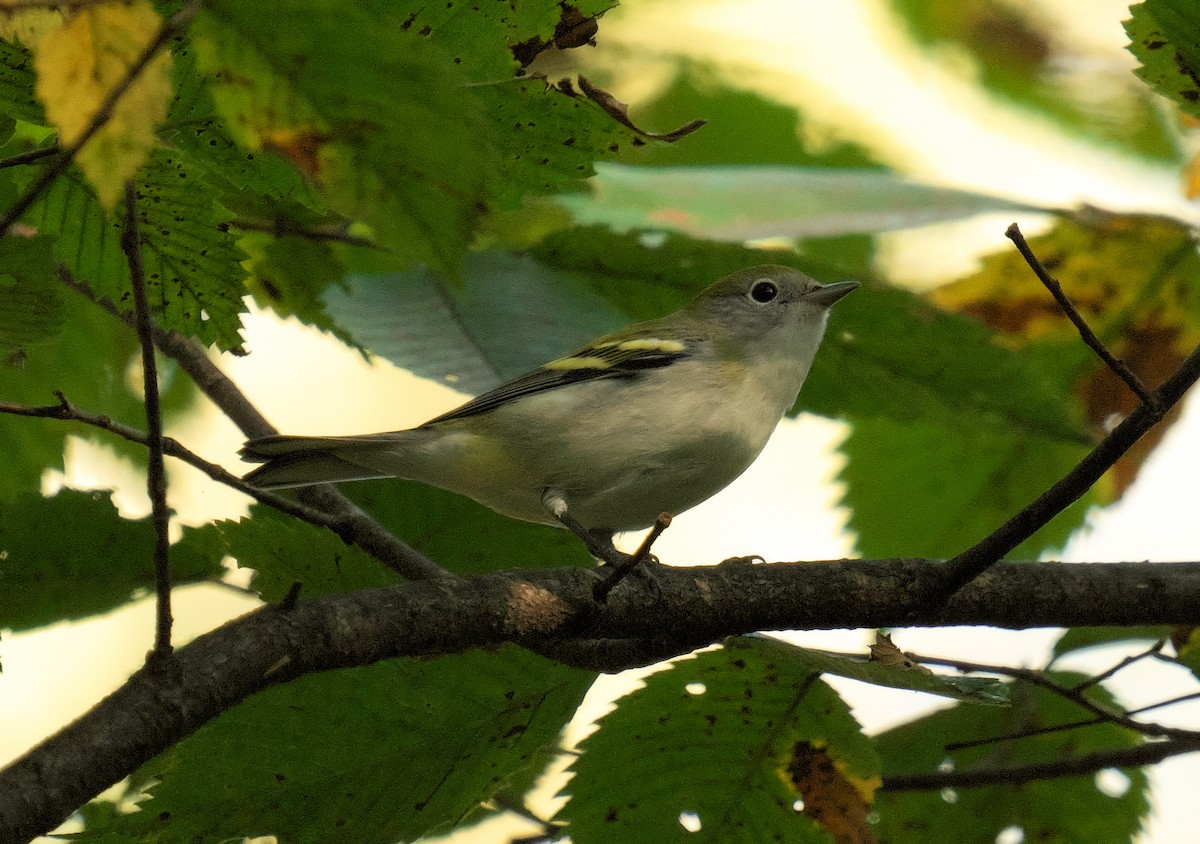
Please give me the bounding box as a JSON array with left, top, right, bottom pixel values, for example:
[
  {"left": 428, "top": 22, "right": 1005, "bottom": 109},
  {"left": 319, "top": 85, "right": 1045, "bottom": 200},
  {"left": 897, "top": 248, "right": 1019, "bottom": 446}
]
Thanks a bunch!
[{"left": 424, "top": 329, "right": 704, "bottom": 425}]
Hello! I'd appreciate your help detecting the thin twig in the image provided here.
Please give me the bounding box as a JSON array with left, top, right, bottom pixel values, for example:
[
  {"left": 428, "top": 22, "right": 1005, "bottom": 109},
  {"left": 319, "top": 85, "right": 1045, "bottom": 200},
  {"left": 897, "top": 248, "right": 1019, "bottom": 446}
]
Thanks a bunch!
[
  {"left": 0, "top": 0, "right": 201, "bottom": 235},
  {"left": 882, "top": 739, "right": 1200, "bottom": 791},
  {"left": 0, "top": 392, "right": 346, "bottom": 531},
  {"left": 230, "top": 217, "right": 379, "bottom": 249},
  {"left": 57, "top": 268, "right": 452, "bottom": 582},
  {"left": 593, "top": 512, "right": 672, "bottom": 602},
  {"left": 1126, "top": 690, "right": 1200, "bottom": 718},
  {"left": 1071, "top": 638, "right": 1167, "bottom": 693},
  {"left": 917, "top": 338, "right": 1200, "bottom": 611},
  {"left": 944, "top": 716, "right": 1106, "bottom": 751},
  {"left": 1005, "top": 222, "right": 1157, "bottom": 408},
  {"left": 0, "top": 146, "right": 60, "bottom": 169},
  {"left": 909, "top": 651, "right": 1200, "bottom": 741},
  {"left": 121, "top": 182, "right": 173, "bottom": 658}
]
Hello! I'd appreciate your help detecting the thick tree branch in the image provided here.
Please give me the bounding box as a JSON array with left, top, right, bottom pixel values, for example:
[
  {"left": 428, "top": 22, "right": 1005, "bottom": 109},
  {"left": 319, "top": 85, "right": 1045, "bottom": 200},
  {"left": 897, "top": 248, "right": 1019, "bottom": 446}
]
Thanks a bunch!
[
  {"left": 881, "top": 739, "right": 1200, "bottom": 791},
  {"left": 2, "top": 558, "right": 1199, "bottom": 842}
]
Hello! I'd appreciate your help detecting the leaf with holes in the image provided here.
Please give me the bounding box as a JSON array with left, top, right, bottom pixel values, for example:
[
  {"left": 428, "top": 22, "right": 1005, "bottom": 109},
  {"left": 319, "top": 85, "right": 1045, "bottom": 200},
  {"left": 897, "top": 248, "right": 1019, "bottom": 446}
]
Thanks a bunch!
[
  {"left": 558, "top": 636, "right": 880, "bottom": 842},
  {"left": 33, "top": 0, "right": 173, "bottom": 208}
]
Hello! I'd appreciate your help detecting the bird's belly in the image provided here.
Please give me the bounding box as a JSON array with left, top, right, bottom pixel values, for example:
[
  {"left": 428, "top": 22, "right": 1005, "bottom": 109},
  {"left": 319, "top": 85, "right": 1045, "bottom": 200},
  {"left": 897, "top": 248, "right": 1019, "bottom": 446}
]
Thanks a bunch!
[{"left": 477, "top": 376, "right": 782, "bottom": 532}]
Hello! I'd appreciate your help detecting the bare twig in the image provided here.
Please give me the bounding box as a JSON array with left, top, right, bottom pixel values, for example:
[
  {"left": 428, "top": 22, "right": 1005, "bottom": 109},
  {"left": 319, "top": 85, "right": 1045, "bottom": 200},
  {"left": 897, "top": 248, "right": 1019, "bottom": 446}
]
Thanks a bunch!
[
  {"left": 121, "top": 181, "right": 173, "bottom": 658},
  {"left": 0, "top": 146, "right": 59, "bottom": 169},
  {"left": 882, "top": 739, "right": 1200, "bottom": 791},
  {"left": 57, "top": 268, "right": 452, "bottom": 582},
  {"left": 1126, "top": 690, "right": 1200, "bottom": 718},
  {"left": 230, "top": 217, "right": 379, "bottom": 249},
  {"left": 918, "top": 338, "right": 1200, "bottom": 610},
  {"left": 592, "top": 512, "right": 672, "bottom": 602},
  {"left": 1005, "top": 222, "right": 1156, "bottom": 408},
  {"left": 908, "top": 651, "right": 1200, "bottom": 741},
  {"left": 0, "top": 0, "right": 202, "bottom": 235},
  {"left": 944, "top": 715, "right": 1106, "bottom": 752},
  {"left": 1071, "top": 638, "right": 1167, "bottom": 693},
  {"left": 0, "top": 392, "right": 346, "bottom": 531}
]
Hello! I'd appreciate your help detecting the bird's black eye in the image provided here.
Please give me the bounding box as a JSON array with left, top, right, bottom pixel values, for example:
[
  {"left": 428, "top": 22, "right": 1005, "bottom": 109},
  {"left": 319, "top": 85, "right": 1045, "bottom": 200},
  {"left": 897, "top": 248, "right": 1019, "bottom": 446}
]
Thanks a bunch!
[{"left": 749, "top": 280, "right": 778, "bottom": 303}]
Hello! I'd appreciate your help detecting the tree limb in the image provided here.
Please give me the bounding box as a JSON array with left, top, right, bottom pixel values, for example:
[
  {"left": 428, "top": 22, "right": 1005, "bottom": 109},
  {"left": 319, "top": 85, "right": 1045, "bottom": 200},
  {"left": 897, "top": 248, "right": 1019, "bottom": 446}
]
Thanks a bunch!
[{"left": 2, "top": 558, "right": 1199, "bottom": 842}]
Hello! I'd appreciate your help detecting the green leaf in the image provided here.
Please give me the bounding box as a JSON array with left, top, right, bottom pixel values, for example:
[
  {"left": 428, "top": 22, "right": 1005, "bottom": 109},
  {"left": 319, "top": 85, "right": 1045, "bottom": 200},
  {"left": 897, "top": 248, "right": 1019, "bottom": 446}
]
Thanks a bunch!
[
  {"left": 618, "top": 64, "right": 878, "bottom": 170},
  {"left": 874, "top": 672, "right": 1150, "bottom": 844},
  {"left": 558, "top": 637, "right": 880, "bottom": 843},
  {"left": 380, "top": 0, "right": 616, "bottom": 83},
  {"left": 780, "top": 643, "right": 1010, "bottom": 706},
  {"left": 192, "top": 0, "right": 495, "bottom": 272},
  {"left": 24, "top": 150, "right": 247, "bottom": 350},
  {"left": 133, "top": 150, "right": 248, "bottom": 349},
  {"left": 557, "top": 163, "right": 1047, "bottom": 241},
  {"left": 808, "top": 283, "right": 1090, "bottom": 440},
  {"left": 0, "top": 290, "right": 196, "bottom": 497},
  {"left": 325, "top": 251, "right": 629, "bottom": 395},
  {"left": 346, "top": 481, "right": 591, "bottom": 573},
  {"left": 214, "top": 479, "right": 589, "bottom": 605},
  {"left": 211, "top": 505, "right": 399, "bottom": 602},
  {"left": 109, "top": 649, "right": 593, "bottom": 844},
  {"left": 0, "top": 235, "right": 62, "bottom": 348},
  {"left": 474, "top": 79, "right": 645, "bottom": 207},
  {"left": 1127, "top": 1, "right": 1200, "bottom": 121},
  {"left": 161, "top": 42, "right": 326, "bottom": 211},
  {"left": 242, "top": 232, "right": 357, "bottom": 349},
  {"left": 1051, "top": 627, "right": 1170, "bottom": 661},
  {"left": 0, "top": 37, "right": 44, "bottom": 124},
  {"left": 0, "top": 489, "right": 222, "bottom": 630},
  {"left": 840, "top": 418, "right": 1093, "bottom": 559}
]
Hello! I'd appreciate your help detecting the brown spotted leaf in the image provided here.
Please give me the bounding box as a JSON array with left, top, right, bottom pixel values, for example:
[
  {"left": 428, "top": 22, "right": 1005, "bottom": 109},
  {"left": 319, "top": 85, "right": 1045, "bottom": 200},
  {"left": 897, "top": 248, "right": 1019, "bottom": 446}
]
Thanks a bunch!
[{"left": 929, "top": 214, "right": 1200, "bottom": 492}]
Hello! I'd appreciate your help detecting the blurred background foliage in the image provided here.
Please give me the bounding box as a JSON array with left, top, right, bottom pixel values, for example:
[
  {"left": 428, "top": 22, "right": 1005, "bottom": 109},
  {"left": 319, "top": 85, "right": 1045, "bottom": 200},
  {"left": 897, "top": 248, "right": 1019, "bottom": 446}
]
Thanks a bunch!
[{"left": 2, "top": 0, "right": 1200, "bottom": 842}]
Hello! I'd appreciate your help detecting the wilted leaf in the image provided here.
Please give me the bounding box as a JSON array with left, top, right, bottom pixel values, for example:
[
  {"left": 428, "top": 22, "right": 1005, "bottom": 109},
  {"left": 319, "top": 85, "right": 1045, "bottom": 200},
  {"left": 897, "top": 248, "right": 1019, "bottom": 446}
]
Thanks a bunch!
[
  {"left": 780, "top": 638, "right": 1009, "bottom": 706},
  {"left": 930, "top": 214, "right": 1200, "bottom": 492},
  {"left": 34, "top": 1, "right": 173, "bottom": 208},
  {"left": 785, "top": 743, "right": 876, "bottom": 844}
]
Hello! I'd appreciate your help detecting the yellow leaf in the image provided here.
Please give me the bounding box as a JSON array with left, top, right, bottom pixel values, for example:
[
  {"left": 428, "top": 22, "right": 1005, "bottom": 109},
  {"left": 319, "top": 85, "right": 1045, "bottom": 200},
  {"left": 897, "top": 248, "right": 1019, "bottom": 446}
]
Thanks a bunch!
[
  {"left": 33, "top": 1, "right": 173, "bottom": 209},
  {"left": 0, "top": 8, "right": 65, "bottom": 48}
]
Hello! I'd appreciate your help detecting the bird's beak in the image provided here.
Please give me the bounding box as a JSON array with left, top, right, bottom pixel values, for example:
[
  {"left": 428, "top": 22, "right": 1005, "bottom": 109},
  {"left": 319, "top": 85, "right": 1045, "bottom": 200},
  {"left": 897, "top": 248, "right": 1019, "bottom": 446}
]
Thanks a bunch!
[{"left": 806, "top": 280, "right": 860, "bottom": 307}]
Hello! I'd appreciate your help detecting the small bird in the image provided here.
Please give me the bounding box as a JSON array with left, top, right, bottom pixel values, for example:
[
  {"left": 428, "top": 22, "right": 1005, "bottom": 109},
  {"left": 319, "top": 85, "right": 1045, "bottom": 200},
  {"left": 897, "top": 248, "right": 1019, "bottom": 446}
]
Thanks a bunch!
[{"left": 241, "top": 265, "right": 857, "bottom": 562}]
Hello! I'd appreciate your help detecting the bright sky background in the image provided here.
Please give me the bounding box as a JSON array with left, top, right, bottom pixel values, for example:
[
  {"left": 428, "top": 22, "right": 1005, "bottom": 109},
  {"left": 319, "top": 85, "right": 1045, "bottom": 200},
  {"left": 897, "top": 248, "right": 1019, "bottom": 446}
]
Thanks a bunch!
[{"left": 4, "top": 1, "right": 1199, "bottom": 842}]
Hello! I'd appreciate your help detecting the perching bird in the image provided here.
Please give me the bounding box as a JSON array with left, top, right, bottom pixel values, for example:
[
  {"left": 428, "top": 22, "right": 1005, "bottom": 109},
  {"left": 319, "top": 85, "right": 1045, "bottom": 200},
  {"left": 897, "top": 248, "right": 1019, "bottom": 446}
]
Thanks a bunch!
[{"left": 241, "top": 265, "right": 857, "bottom": 561}]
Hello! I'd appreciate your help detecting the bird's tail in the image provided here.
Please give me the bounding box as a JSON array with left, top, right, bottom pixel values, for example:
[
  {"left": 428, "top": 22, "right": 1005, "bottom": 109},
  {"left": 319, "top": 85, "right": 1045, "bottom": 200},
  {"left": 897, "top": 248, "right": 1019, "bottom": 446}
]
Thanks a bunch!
[{"left": 240, "top": 434, "right": 400, "bottom": 490}]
